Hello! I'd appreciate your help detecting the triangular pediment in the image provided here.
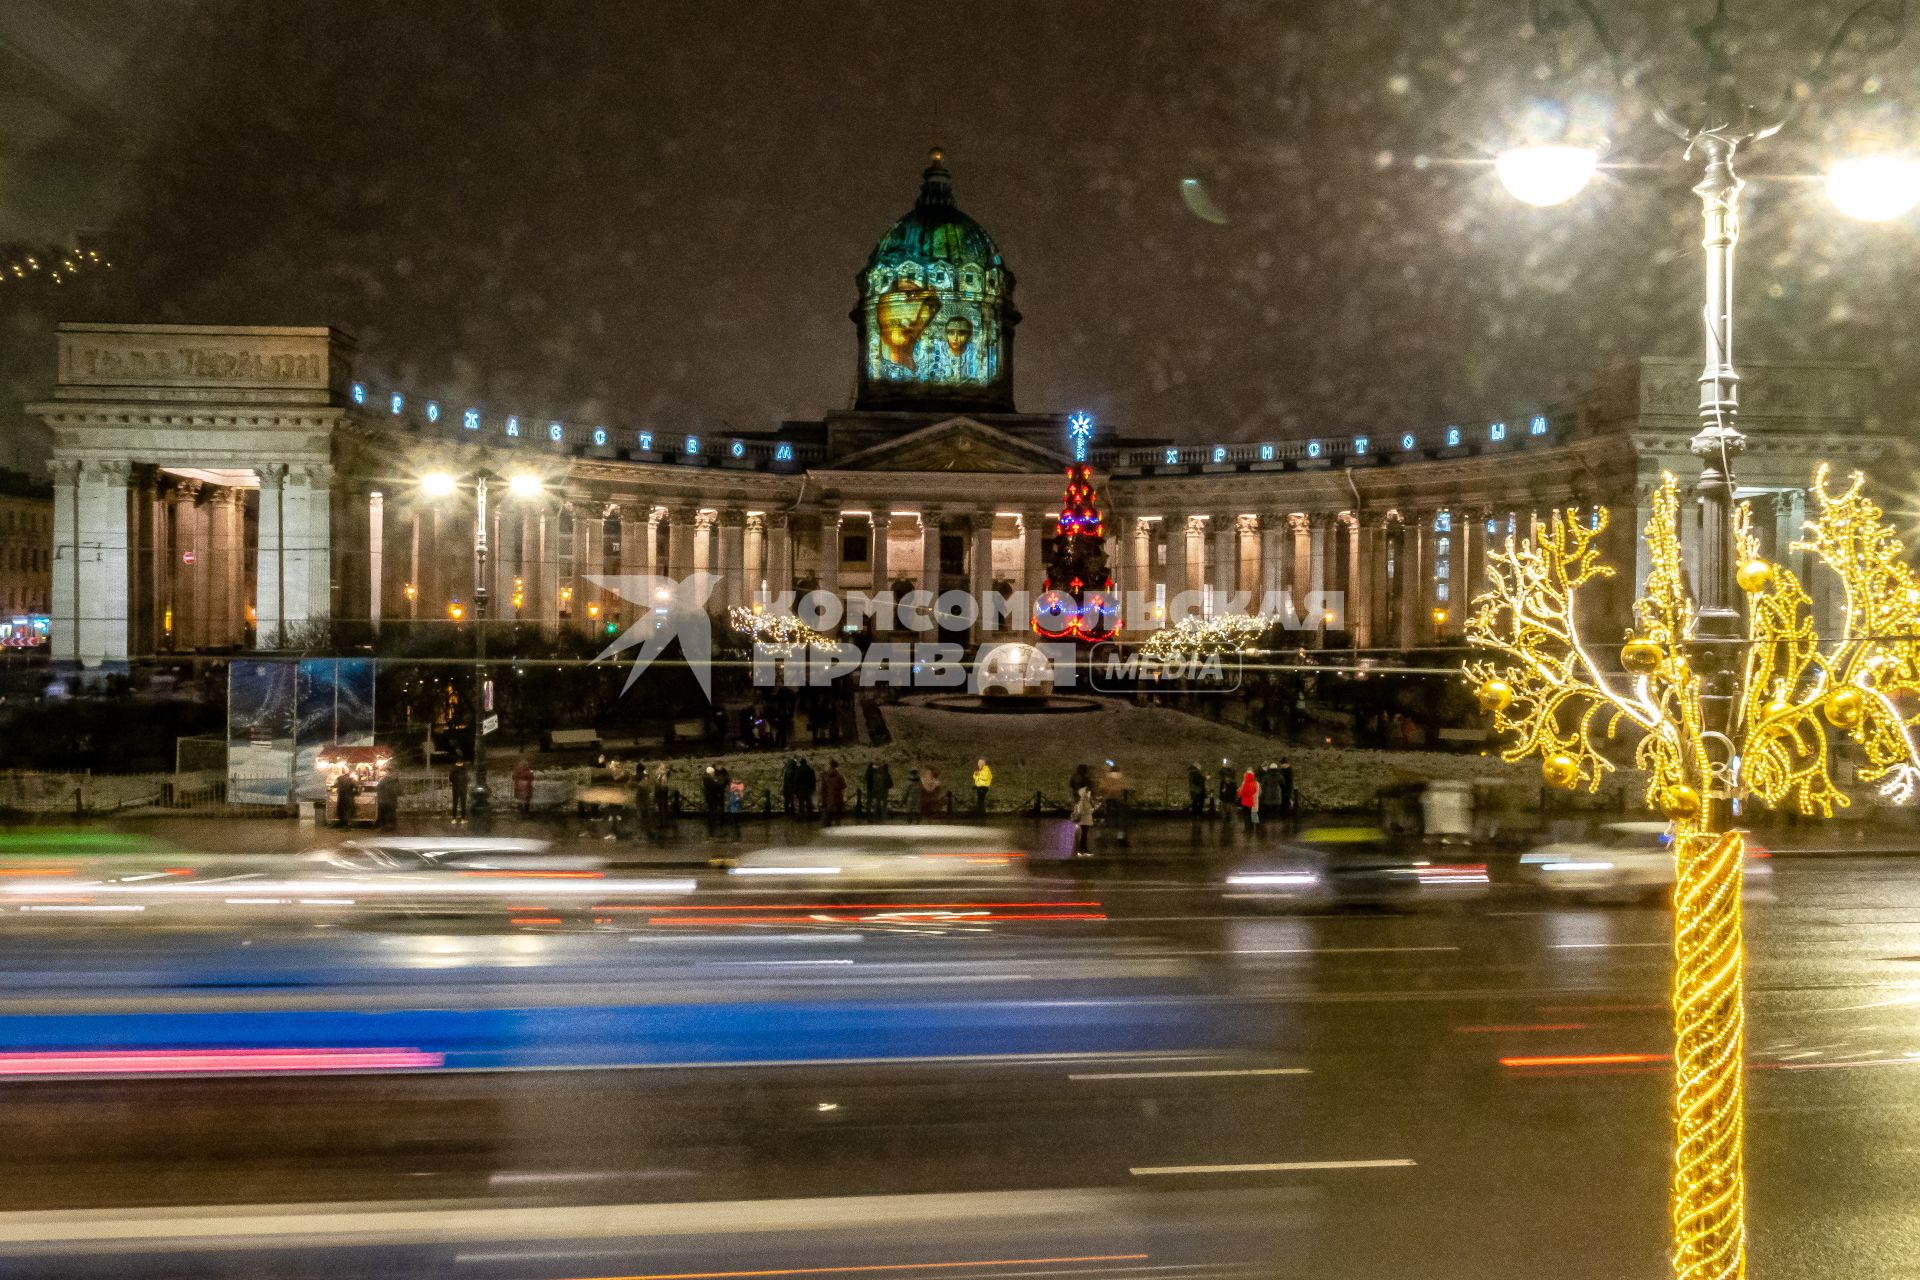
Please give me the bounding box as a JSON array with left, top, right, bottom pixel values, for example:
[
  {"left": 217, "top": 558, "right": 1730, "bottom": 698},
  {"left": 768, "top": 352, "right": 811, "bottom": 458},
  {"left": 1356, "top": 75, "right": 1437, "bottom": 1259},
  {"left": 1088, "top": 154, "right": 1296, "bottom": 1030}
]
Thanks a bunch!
[{"left": 831, "top": 417, "right": 1067, "bottom": 473}]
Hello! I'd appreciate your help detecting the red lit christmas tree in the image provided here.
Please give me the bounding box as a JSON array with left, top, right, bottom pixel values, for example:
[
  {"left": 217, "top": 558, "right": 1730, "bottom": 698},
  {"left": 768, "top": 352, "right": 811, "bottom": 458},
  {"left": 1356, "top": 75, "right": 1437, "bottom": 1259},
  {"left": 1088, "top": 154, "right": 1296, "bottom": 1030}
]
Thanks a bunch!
[{"left": 1033, "top": 463, "right": 1120, "bottom": 641}]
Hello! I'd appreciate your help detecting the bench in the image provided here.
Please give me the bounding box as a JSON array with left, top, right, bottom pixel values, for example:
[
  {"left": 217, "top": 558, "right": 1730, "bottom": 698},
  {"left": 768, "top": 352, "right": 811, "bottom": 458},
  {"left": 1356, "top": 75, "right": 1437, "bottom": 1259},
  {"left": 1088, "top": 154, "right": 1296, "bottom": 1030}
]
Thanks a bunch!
[{"left": 543, "top": 728, "right": 603, "bottom": 752}]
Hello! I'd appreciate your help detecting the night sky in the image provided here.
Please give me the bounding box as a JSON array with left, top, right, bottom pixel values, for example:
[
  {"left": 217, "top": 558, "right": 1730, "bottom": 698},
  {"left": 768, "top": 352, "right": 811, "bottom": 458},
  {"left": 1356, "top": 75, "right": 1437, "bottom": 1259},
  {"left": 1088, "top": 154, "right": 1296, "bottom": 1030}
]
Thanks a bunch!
[{"left": 2, "top": 0, "right": 1918, "bottom": 466}]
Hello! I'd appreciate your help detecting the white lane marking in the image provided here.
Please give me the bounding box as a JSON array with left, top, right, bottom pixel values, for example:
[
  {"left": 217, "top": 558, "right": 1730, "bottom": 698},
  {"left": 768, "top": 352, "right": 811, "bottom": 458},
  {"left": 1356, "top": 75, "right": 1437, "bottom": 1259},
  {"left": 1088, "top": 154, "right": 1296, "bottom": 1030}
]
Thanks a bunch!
[
  {"left": 1070, "top": 1067, "right": 1310, "bottom": 1081},
  {"left": 1220, "top": 946, "right": 1460, "bottom": 956},
  {"left": 1550, "top": 942, "right": 1668, "bottom": 950},
  {"left": 1131, "top": 1158, "right": 1415, "bottom": 1176}
]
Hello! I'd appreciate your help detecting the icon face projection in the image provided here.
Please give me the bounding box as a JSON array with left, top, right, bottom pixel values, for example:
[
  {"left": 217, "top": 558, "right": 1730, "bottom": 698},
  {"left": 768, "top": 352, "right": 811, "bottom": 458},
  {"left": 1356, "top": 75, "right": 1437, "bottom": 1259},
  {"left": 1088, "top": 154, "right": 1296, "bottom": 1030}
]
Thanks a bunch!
[
  {"left": 875, "top": 279, "right": 941, "bottom": 369},
  {"left": 944, "top": 315, "right": 973, "bottom": 357}
]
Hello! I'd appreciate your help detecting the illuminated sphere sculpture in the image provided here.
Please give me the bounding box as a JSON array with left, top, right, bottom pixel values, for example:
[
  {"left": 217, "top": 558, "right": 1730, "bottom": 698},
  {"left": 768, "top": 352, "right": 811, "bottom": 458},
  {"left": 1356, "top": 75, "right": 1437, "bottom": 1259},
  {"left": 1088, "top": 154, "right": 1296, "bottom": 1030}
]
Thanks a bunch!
[{"left": 975, "top": 641, "right": 1057, "bottom": 697}]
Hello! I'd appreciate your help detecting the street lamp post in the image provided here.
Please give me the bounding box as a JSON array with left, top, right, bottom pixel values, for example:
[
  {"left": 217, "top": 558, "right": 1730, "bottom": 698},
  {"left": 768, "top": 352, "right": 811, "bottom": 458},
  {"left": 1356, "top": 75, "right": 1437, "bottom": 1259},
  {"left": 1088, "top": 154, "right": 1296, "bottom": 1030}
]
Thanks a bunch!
[
  {"left": 422, "top": 467, "right": 543, "bottom": 834},
  {"left": 470, "top": 472, "right": 493, "bottom": 830},
  {"left": 1473, "top": 4, "right": 1913, "bottom": 1278}
]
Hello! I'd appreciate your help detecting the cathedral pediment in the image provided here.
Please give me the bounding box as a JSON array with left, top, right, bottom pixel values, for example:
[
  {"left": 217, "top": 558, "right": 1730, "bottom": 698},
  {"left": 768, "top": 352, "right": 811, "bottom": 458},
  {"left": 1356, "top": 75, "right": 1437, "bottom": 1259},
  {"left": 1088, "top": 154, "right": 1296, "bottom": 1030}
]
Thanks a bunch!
[{"left": 830, "top": 416, "right": 1066, "bottom": 473}]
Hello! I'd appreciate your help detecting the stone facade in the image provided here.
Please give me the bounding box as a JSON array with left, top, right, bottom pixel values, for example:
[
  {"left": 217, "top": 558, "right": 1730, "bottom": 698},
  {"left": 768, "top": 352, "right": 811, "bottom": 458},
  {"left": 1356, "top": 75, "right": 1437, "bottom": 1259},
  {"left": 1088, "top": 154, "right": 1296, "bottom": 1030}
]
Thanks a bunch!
[{"left": 27, "top": 322, "right": 1900, "bottom": 669}]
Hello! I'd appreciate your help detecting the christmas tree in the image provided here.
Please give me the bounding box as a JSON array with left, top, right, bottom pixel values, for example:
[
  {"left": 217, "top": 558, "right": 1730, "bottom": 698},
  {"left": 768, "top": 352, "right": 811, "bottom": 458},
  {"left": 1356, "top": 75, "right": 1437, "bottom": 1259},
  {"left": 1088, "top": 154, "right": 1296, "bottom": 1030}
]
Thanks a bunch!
[{"left": 1034, "top": 462, "right": 1120, "bottom": 641}]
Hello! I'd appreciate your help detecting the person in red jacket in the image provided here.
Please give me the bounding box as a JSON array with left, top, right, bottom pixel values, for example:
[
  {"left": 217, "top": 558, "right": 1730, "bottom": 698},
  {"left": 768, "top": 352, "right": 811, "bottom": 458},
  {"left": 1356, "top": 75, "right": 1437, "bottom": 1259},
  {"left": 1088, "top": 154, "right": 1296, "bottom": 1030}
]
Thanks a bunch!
[
  {"left": 1238, "top": 768, "right": 1262, "bottom": 830},
  {"left": 821, "top": 760, "right": 847, "bottom": 827}
]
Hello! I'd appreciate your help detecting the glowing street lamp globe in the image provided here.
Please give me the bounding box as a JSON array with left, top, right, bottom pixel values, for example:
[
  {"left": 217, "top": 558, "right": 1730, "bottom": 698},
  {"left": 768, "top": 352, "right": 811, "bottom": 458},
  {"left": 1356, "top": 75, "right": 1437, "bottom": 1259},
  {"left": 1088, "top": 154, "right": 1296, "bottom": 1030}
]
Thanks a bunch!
[
  {"left": 506, "top": 472, "right": 544, "bottom": 499},
  {"left": 1495, "top": 144, "right": 1599, "bottom": 207},
  {"left": 1826, "top": 155, "right": 1920, "bottom": 222},
  {"left": 419, "top": 470, "right": 458, "bottom": 499}
]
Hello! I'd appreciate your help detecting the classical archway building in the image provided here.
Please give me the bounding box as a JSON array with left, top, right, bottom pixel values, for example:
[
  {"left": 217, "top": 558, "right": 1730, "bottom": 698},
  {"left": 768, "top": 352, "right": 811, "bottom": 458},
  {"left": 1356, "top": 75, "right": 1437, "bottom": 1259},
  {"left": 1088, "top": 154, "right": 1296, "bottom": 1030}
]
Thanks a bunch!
[{"left": 34, "top": 153, "right": 1896, "bottom": 668}]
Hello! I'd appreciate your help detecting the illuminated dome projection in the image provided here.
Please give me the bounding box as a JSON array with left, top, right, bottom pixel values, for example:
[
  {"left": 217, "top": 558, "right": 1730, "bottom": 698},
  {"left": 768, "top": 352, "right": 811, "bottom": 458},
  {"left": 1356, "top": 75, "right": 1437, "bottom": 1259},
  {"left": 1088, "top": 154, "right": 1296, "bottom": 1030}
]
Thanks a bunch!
[{"left": 854, "top": 148, "right": 1019, "bottom": 413}]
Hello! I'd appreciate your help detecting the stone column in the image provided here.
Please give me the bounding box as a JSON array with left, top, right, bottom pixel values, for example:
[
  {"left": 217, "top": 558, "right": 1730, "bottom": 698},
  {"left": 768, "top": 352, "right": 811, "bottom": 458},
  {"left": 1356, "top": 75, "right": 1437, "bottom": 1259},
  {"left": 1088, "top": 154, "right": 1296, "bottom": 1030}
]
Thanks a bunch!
[
  {"left": 717, "top": 507, "right": 746, "bottom": 614},
  {"left": 1130, "top": 517, "right": 1153, "bottom": 615},
  {"left": 209, "top": 487, "right": 245, "bottom": 647},
  {"left": 1210, "top": 514, "right": 1237, "bottom": 615},
  {"left": 367, "top": 490, "right": 385, "bottom": 635},
  {"left": 1258, "top": 514, "right": 1285, "bottom": 615},
  {"left": 745, "top": 512, "right": 768, "bottom": 600},
  {"left": 1023, "top": 508, "right": 1049, "bottom": 589},
  {"left": 535, "top": 505, "right": 561, "bottom": 634},
  {"left": 968, "top": 512, "right": 994, "bottom": 639},
  {"left": 1350, "top": 514, "right": 1377, "bottom": 648},
  {"left": 666, "top": 503, "right": 697, "bottom": 582},
  {"left": 163, "top": 480, "right": 201, "bottom": 650},
  {"left": 618, "top": 505, "right": 647, "bottom": 582},
  {"left": 51, "top": 460, "right": 131, "bottom": 667},
  {"left": 815, "top": 506, "right": 840, "bottom": 598},
  {"left": 869, "top": 511, "right": 892, "bottom": 632},
  {"left": 1307, "top": 514, "right": 1329, "bottom": 644},
  {"left": 919, "top": 507, "right": 942, "bottom": 594},
  {"left": 1159, "top": 514, "right": 1188, "bottom": 619},
  {"left": 765, "top": 512, "right": 792, "bottom": 598},
  {"left": 578, "top": 505, "right": 608, "bottom": 632},
  {"left": 693, "top": 510, "right": 715, "bottom": 583},
  {"left": 1397, "top": 513, "right": 1426, "bottom": 649}
]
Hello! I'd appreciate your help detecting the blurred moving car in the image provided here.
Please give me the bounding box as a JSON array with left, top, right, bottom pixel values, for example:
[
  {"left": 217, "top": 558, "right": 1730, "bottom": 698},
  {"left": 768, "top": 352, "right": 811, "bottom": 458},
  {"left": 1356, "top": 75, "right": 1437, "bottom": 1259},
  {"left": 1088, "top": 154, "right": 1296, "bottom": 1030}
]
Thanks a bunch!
[
  {"left": 725, "top": 825, "right": 1028, "bottom": 885},
  {"left": 1518, "top": 820, "right": 1774, "bottom": 904},
  {"left": 1224, "top": 827, "right": 1489, "bottom": 910},
  {"left": 311, "top": 836, "right": 604, "bottom": 874}
]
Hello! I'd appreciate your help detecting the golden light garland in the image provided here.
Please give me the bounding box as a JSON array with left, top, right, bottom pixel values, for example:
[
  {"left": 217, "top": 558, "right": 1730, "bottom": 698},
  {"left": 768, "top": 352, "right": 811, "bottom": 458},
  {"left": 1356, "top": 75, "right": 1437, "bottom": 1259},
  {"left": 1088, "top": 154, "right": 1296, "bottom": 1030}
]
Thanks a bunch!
[
  {"left": 1465, "top": 466, "right": 1920, "bottom": 1280},
  {"left": 726, "top": 605, "right": 841, "bottom": 656},
  {"left": 1138, "top": 612, "right": 1275, "bottom": 659}
]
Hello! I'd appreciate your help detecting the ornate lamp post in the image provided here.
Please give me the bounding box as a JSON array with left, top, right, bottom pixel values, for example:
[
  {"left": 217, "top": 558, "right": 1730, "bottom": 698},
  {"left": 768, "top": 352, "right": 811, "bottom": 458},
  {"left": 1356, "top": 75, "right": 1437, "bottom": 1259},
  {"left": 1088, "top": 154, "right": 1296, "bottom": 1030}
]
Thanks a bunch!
[
  {"left": 421, "top": 467, "right": 543, "bottom": 831},
  {"left": 1468, "top": 4, "right": 1915, "bottom": 1278}
]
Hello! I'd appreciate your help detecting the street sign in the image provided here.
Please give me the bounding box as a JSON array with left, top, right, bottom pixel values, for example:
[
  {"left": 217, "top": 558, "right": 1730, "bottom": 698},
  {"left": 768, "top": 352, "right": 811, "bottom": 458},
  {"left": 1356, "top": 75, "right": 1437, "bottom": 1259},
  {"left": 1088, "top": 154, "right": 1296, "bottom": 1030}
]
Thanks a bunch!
[{"left": 481, "top": 714, "right": 499, "bottom": 736}]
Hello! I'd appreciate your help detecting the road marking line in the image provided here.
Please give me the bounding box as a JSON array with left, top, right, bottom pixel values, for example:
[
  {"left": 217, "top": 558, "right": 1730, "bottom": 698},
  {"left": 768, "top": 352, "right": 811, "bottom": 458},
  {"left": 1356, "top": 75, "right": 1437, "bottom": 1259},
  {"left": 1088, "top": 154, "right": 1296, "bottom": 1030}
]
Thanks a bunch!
[
  {"left": 1234, "top": 946, "right": 1459, "bottom": 955},
  {"left": 1069, "top": 1067, "right": 1310, "bottom": 1080},
  {"left": 1129, "top": 1158, "right": 1415, "bottom": 1176},
  {"left": 1550, "top": 942, "right": 1667, "bottom": 950}
]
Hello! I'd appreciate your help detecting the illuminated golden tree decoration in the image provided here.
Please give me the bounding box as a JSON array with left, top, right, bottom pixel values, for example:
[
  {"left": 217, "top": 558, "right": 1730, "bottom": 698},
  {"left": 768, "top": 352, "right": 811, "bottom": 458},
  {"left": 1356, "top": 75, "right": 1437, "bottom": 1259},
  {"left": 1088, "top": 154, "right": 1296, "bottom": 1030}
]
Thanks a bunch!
[
  {"left": 1466, "top": 466, "right": 1920, "bottom": 1280},
  {"left": 1139, "top": 612, "right": 1276, "bottom": 660},
  {"left": 727, "top": 605, "right": 842, "bottom": 656}
]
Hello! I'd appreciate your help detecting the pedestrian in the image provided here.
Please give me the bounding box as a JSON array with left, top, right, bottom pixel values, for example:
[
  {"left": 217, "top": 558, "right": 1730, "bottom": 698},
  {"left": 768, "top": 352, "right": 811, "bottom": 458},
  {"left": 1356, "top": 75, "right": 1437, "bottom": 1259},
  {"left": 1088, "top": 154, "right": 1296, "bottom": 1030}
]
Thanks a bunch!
[
  {"left": 1070, "top": 785, "right": 1096, "bottom": 856},
  {"left": 652, "top": 760, "right": 673, "bottom": 831},
  {"left": 918, "top": 766, "right": 945, "bottom": 819},
  {"left": 971, "top": 757, "right": 993, "bottom": 814},
  {"left": 702, "top": 762, "right": 724, "bottom": 835},
  {"left": 450, "top": 752, "right": 469, "bottom": 823},
  {"left": 1214, "top": 760, "right": 1234, "bottom": 818},
  {"left": 726, "top": 771, "right": 745, "bottom": 840},
  {"left": 1238, "top": 767, "right": 1262, "bottom": 829},
  {"left": 1187, "top": 762, "right": 1207, "bottom": 817},
  {"left": 333, "top": 769, "right": 358, "bottom": 828},
  {"left": 512, "top": 756, "right": 534, "bottom": 815},
  {"left": 1278, "top": 756, "right": 1295, "bottom": 823},
  {"left": 1258, "top": 760, "right": 1281, "bottom": 821},
  {"left": 782, "top": 755, "right": 800, "bottom": 816},
  {"left": 875, "top": 759, "right": 894, "bottom": 822},
  {"left": 822, "top": 760, "right": 847, "bottom": 826},
  {"left": 375, "top": 769, "right": 399, "bottom": 831},
  {"left": 1099, "top": 761, "right": 1128, "bottom": 844},
  {"left": 1069, "top": 763, "right": 1092, "bottom": 803},
  {"left": 795, "top": 756, "right": 817, "bottom": 819}
]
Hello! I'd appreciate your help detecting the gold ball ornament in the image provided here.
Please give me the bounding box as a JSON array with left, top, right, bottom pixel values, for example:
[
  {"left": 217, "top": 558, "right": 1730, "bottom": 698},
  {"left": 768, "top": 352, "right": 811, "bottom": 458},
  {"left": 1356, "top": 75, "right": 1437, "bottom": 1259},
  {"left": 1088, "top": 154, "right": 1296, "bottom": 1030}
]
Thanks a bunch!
[
  {"left": 1825, "top": 687, "right": 1866, "bottom": 729},
  {"left": 1620, "top": 639, "right": 1663, "bottom": 675},
  {"left": 1542, "top": 754, "right": 1581, "bottom": 790},
  {"left": 1736, "top": 559, "right": 1775, "bottom": 593},
  {"left": 1661, "top": 784, "right": 1702, "bottom": 820},
  {"left": 1477, "top": 679, "right": 1513, "bottom": 714}
]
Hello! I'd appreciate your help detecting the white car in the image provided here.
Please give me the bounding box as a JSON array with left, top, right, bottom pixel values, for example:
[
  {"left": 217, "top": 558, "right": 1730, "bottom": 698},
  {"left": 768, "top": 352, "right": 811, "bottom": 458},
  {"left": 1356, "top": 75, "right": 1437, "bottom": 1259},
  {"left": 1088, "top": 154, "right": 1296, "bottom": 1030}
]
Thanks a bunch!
[
  {"left": 1520, "top": 822, "right": 1774, "bottom": 904},
  {"left": 313, "top": 837, "right": 606, "bottom": 873},
  {"left": 726, "top": 825, "right": 1028, "bottom": 885}
]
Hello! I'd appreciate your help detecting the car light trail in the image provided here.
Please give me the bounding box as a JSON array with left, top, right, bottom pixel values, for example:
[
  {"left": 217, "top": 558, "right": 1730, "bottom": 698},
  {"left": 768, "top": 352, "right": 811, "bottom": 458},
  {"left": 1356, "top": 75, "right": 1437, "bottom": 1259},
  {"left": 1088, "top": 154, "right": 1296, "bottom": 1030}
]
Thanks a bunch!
[
  {"left": 644, "top": 912, "right": 1109, "bottom": 925},
  {"left": 562, "top": 1257, "right": 1151, "bottom": 1280},
  {"left": 1500, "top": 1052, "right": 1668, "bottom": 1068},
  {"left": 0, "top": 1047, "right": 443, "bottom": 1076}
]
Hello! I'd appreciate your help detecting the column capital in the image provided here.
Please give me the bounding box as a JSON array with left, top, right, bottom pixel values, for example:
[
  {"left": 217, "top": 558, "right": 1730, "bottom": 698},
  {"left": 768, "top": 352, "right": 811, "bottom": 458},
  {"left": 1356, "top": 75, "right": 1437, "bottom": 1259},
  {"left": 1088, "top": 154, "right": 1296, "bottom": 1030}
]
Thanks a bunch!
[
  {"left": 745, "top": 512, "right": 766, "bottom": 532},
  {"left": 257, "top": 462, "right": 289, "bottom": 487},
  {"left": 1235, "top": 513, "right": 1260, "bottom": 534},
  {"left": 1287, "top": 512, "right": 1311, "bottom": 535},
  {"left": 170, "top": 477, "right": 204, "bottom": 501}
]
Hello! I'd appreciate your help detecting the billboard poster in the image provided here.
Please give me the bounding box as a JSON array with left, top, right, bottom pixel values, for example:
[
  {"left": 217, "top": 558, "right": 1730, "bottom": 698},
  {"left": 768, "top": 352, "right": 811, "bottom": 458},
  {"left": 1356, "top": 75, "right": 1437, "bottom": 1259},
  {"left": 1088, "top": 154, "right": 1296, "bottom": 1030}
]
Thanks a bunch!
[{"left": 228, "top": 658, "right": 376, "bottom": 805}]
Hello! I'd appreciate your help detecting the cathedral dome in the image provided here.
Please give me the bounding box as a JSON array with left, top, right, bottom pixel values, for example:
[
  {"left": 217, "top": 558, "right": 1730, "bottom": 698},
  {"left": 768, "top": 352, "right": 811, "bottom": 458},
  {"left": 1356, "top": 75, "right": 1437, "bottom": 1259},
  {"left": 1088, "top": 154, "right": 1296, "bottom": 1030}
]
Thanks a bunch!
[{"left": 854, "top": 149, "right": 1019, "bottom": 413}]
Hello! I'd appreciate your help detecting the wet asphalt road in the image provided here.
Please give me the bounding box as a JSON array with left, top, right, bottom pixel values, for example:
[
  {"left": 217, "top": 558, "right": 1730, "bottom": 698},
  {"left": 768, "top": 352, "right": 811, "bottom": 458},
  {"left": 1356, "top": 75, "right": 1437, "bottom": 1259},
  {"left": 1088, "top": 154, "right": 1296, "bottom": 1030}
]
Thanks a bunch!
[{"left": 0, "top": 843, "right": 1916, "bottom": 1280}]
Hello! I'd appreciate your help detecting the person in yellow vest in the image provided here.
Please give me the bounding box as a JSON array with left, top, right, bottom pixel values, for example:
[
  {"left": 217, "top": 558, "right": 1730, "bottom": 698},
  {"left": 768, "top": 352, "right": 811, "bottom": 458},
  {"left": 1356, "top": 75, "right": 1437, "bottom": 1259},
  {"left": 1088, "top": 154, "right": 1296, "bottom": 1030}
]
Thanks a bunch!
[{"left": 971, "top": 757, "right": 993, "bottom": 814}]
